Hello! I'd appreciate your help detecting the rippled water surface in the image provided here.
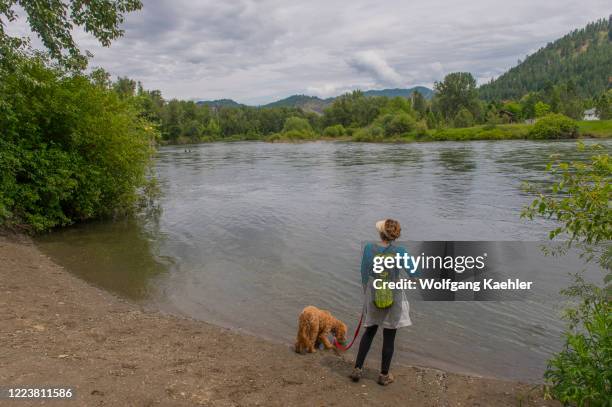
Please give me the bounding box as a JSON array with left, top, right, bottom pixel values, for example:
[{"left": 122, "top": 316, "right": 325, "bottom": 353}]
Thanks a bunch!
[{"left": 37, "top": 140, "right": 610, "bottom": 381}]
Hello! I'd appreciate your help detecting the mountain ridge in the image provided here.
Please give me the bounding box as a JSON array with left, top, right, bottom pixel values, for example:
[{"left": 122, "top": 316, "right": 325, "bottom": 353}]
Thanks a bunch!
[
  {"left": 196, "top": 86, "right": 433, "bottom": 113},
  {"left": 479, "top": 16, "right": 612, "bottom": 100}
]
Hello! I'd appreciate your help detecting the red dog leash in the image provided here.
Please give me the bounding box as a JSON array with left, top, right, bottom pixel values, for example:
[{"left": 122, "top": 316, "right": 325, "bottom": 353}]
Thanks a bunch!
[{"left": 333, "top": 310, "right": 364, "bottom": 351}]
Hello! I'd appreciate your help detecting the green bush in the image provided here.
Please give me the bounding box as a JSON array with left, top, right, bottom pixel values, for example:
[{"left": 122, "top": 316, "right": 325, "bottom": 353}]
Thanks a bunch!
[
  {"left": 0, "top": 55, "right": 156, "bottom": 232},
  {"left": 453, "top": 108, "right": 475, "bottom": 128},
  {"left": 523, "top": 146, "right": 611, "bottom": 406},
  {"left": 414, "top": 120, "right": 429, "bottom": 137},
  {"left": 427, "top": 124, "right": 529, "bottom": 141},
  {"left": 544, "top": 298, "right": 611, "bottom": 406},
  {"left": 535, "top": 101, "right": 552, "bottom": 118},
  {"left": 528, "top": 114, "right": 578, "bottom": 139},
  {"left": 353, "top": 125, "right": 384, "bottom": 142},
  {"left": 322, "top": 124, "right": 346, "bottom": 137},
  {"left": 282, "top": 116, "right": 313, "bottom": 133},
  {"left": 374, "top": 113, "right": 394, "bottom": 129},
  {"left": 483, "top": 123, "right": 497, "bottom": 130},
  {"left": 377, "top": 112, "right": 416, "bottom": 137}
]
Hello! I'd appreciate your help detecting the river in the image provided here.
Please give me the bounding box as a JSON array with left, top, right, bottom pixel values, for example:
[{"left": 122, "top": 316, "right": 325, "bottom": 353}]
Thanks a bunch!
[{"left": 37, "top": 140, "right": 610, "bottom": 382}]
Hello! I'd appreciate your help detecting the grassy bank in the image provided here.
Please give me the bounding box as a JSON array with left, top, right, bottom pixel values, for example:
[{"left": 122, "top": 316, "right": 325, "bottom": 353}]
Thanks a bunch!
[
  {"left": 577, "top": 119, "right": 612, "bottom": 137},
  {"left": 267, "top": 120, "right": 612, "bottom": 143},
  {"left": 163, "top": 120, "right": 612, "bottom": 145}
]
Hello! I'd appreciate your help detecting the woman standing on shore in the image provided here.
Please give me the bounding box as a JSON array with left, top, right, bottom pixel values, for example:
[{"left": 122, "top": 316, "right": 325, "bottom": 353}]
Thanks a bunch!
[{"left": 350, "top": 219, "right": 413, "bottom": 386}]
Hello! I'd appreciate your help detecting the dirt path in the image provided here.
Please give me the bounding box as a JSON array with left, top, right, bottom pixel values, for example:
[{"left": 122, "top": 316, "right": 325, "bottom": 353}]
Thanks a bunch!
[{"left": 0, "top": 235, "right": 558, "bottom": 406}]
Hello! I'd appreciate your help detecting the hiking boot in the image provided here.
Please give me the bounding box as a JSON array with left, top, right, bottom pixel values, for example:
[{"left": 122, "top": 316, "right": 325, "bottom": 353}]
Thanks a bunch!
[
  {"left": 378, "top": 372, "right": 395, "bottom": 386},
  {"left": 350, "top": 367, "right": 363, "bottom": 382}
]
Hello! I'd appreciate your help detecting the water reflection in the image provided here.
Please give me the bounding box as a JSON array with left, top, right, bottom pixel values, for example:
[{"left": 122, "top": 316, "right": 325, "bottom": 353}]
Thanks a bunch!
[
  {"left": 429, "top": 147, "right": 477, "bottom": 213},
  {"left": 493, "top": 141, "right": 600, "bottom": 180},
  {"left": 332, "top": 144, "right": 424, "bottom": 169},
  {"left": 436, "top": 148, "right": 477, "bottom": 173},
  {"left": 37, "top": 218, "right": 172, "bottom": 300}
]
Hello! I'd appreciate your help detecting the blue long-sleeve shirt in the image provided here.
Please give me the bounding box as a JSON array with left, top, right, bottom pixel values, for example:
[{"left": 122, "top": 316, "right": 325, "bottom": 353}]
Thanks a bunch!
[{"left": 360, "top": 242, "right": 415, "bottom": 286}]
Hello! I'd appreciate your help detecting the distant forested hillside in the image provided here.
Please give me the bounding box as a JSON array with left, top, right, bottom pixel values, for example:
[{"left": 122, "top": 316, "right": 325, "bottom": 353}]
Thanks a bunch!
[
  {"left": 196, "top": 99, "right": 245, "bottom": 108},
  {"left": 260, "top": 88, "right": 433, "bottom": 113},
  {"left": 261, "top": 95, "right": 332, "bottom": 113},
  {"left": 196, "top": 87, "right": 433, "bottom": 113},
  {"left": 479, "top": 17, "right": 612, "bottom": 100},
  {"left": 363, "top": 87, "right": 434, "bottom": 99}
]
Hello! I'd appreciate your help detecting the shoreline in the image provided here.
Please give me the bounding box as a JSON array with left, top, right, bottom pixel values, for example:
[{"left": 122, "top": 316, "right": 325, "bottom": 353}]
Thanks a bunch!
[
  {"left": 158, "top": 120, "right": 612, "bottom": 145},
  {"left": 0, "top": 235, "right": 559, "bottom": 406},
  {"left": 161, "top": 133, "right": 609, "bottom": 146}
]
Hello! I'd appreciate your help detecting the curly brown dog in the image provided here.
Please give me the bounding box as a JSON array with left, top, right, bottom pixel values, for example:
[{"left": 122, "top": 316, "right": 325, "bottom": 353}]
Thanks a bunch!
[{"left": 294, "top": 305, "right": 347, "bottom": 354}]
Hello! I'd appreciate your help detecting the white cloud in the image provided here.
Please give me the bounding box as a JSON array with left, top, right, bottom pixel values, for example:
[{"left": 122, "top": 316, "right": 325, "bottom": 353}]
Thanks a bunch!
[
  {"left": 306, "top": 83, "right": 348, "bottom": 98},
  {"left": 346, "top": 50, "right": 403, "bottom": 87}
]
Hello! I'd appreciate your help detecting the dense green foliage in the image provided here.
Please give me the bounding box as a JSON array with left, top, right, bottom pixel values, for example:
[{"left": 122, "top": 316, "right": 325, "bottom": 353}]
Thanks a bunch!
[
  {"left": 0, "top": 0, "right": 153, "bottom": 233},
  {"left": 0, "top": 55, "right": 156, "bottom": 232},
  {"left": 544, "top": 298, "right": 610, "bottom": 406},
  {"left": 140, "top": 79, "right": 610, "bottom": 144},
  {"left": 523, "top": 145, "right": 611, "bottom": 406},
  {"left": 480, "top": 18, "right": 612, "bottom": 100},
  {"left": 453, "top": 108, "right": 475, "bottom": 128},
  {"left": 348, "top": 120, "right": 612, "bottom": 143},
  {"left": 268, "top": 116, "right": 316, "bottom": 140},
  {"left": 427, "top": 124, "right": 529, "bottom": 141},
  {"left": 322, "top": 90, "right": 388, "bottom": 128},
  {"left": 282, "top": 116, "right": 312, "bottom": 133},
  {"left": 378, "top": 112, "right": 417, "bottom": 136},
  {"left": 596, "top": 90, "right": 612, "bottom": 119},
  {"left": 433, "top": 72, "right": 480, "bottom": 121},
  {"left": 322, "top": 124, "right": 346, "bottom": 137},
  {"left": 352, "top": 125, "right": 384, "bottom": 142}
]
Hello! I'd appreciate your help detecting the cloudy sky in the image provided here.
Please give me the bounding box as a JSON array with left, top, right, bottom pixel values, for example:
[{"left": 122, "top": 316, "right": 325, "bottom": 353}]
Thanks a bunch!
[{"left": 7, "top": 0, "right": 611, "bottom": 104}]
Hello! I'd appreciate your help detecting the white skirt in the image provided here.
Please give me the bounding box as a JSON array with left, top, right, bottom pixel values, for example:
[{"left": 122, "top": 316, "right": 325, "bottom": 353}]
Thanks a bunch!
[{"left": 363, "top": 282, "right": 412, "bottom": 329}]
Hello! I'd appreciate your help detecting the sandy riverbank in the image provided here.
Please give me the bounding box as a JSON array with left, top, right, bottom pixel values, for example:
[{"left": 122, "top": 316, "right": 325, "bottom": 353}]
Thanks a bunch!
[{"left": 0, "top": 235, "right": 558, "bottom": 406}]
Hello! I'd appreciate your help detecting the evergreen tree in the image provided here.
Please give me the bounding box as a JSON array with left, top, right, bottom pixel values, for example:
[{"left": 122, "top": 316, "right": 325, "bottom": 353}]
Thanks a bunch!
[
  {"left": 479, "top": 18, "right": 612, "bottom": 100},
  {"left": 412, "top": 91, "right": 427, "bottom": 117}
]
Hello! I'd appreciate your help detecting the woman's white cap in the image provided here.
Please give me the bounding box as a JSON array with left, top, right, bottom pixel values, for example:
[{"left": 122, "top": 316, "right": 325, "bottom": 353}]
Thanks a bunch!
[{"left": 376, "top": 219, "right": 387, "bottom": 234}]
